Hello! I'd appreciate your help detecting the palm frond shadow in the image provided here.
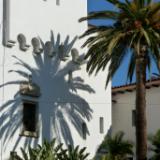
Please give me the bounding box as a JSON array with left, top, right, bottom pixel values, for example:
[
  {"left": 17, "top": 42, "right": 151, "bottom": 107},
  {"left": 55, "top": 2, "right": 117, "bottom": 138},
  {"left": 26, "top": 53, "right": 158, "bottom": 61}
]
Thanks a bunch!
[{"left": 0, "top": 33, "right": 95, "bottom": 152}]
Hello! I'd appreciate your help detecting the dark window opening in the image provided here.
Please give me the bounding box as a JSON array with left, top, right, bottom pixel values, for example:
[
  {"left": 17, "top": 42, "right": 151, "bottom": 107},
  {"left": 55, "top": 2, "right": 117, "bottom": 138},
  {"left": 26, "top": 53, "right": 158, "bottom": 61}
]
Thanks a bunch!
[
  {"left": 20, "top": 101, "right": 38, "bottom": 137},
  {"left": 100, "top": 117, "right": 104, "bottom": 134},
  {"left": 82, "top": 122, "right": 87, "bottom": 140},
  {"left": 132, "top": 110, "right": 136, "bottom": 127},
  {"left": 56, "top": 0, "right": 60, "bottom": 5}
]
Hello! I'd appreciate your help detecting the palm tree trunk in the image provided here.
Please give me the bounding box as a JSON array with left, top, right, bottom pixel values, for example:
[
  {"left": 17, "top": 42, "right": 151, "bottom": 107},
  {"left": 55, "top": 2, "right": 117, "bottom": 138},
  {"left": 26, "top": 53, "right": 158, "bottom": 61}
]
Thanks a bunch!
[{"left": 135, "top": 47, "right": 147, "bottom": 160}]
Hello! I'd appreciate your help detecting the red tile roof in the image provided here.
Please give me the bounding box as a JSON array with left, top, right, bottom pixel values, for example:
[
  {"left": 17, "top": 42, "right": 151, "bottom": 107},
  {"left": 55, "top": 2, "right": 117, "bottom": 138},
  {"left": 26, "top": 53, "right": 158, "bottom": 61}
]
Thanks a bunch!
[{"left": 112, "top": 78, "right": 160, "bottom": 94}]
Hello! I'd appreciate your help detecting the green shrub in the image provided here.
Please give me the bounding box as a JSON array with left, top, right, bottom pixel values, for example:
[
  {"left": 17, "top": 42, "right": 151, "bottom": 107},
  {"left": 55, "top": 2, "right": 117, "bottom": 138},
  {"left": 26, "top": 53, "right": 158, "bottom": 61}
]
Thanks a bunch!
[
  {"left": 56, "top": 145, "right": 89, "bottom": 160},
  {"left": 148, "top": 129, "right": 160, "bottom": 160},
  {"left": 11, "top": 139, "right": 89, "bottom": 160},
  {"left": 95, "top": 132, "right": 133, "bottom": 160}
]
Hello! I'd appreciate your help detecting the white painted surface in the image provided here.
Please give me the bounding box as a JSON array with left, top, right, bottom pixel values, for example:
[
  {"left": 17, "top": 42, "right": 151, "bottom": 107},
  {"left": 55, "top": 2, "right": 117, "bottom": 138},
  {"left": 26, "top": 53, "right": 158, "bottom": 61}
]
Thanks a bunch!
[
  {"left": 0, "top": 0, "right": 111, "bottom": 159},
  {"left": 112, "top": 87, "right": 160, "bottom": 158}
]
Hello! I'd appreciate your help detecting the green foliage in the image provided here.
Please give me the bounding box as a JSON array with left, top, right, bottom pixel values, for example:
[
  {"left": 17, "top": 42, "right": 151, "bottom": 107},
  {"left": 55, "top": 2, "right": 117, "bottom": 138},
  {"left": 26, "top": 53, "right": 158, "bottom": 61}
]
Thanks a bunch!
[
  {"left": 79, "top": 0, "right": 160, "bottom": 87},
  {"left": 95, "top": 132, "right": 133, "bottom": 160},
  {"left": 149, "top": 129, "right": 160, "bottom": 160},
  {"left": 56, "top": 145, "right": 89, "bottom": 160},
  {"left": 11, "top": 139, "right": 89, "bottom": 160},
  {"left": 14, "top": 139, "right": 58, "bottom": 160}
]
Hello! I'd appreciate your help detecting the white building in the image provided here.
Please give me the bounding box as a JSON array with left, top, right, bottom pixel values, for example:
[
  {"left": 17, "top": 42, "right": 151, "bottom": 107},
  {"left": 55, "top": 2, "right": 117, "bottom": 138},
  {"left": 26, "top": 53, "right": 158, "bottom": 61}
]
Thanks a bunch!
[
  {"left": 0, "top": 0, "right": 111, "bottom": 159},
  {"left": 112, "top": 78, "right": 160, "bottom": 158}
]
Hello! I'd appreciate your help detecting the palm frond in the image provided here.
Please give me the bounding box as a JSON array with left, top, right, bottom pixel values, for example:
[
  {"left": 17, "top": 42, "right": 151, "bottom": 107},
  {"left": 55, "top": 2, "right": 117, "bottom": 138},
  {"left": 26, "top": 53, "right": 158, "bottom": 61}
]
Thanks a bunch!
[
  {"left": 148, "top": 3, "right": 160, "bottom": 17},
  {"left": 80, "top": 0, "right": 160, "bottom": 88},
  {"left": 79, "top": 26, "right": 113, "bottom": 39},
  {"left": 127, "top": 51, "right": 136, "bottom": 83},
  {"left": 97, "top": 131, "right": 133, "bottom": 159},
  {"left": 106, "top": 43, "right": 128, "bottom": 87},
  {"left": 79, "top": 11, "right": 119, "bottom": 22}
]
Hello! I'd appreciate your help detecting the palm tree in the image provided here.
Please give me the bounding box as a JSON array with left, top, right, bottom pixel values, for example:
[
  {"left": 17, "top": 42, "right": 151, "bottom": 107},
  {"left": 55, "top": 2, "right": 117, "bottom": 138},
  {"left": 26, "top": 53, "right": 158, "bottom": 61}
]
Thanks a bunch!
[
  {"left": 96, "top": 131, "right": 133, "bottom": 160},
  {"left": 79, "top": 0, "right": 160, "bottom": 159}
]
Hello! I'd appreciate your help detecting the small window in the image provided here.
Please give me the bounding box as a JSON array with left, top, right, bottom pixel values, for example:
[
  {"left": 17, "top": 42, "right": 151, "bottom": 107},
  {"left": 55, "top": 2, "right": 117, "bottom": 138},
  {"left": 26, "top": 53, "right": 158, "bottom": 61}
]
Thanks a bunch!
[
  {"left": 132, "top": 110, "right": 136, "bottom": 127},
  {"left": 82, "top": 122, "right": 87, "bottom": 140},
  {"left": 100, "top": 117, "right": 104, "bottom": 134},
  {"left": 20, "top": 101, "right": 38, "bottom": 137},
  {"left": 56, "top": 0, "right": 60, "bottom": 5}
]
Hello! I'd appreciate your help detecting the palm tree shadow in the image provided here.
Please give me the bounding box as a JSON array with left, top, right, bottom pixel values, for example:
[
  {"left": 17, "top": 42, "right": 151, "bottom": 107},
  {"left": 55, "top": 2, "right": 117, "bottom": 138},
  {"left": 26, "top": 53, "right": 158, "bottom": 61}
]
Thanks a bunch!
[{"left": 0, "top": 32, "right": 95, "bottom": 152}]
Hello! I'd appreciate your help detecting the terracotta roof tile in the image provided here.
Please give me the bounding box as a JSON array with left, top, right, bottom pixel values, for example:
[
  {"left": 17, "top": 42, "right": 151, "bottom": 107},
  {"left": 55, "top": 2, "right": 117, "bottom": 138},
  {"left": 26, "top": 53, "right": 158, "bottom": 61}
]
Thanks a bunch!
[{"left": 112, "top": 78, "right": 160, "bottom": 94}]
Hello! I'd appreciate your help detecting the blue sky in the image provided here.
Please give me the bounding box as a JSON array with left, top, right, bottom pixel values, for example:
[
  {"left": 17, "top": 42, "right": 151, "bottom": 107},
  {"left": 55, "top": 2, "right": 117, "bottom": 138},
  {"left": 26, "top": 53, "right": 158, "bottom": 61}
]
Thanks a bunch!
[{"left": 87, "top": 0, "right": 159, "bottom": 87}]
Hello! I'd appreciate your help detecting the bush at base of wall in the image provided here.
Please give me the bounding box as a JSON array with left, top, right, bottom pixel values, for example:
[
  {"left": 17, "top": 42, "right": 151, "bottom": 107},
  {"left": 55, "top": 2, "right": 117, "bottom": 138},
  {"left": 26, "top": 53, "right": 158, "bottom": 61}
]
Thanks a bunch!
[{"left": 10, "top": 139, "right": 89, "bottom": 160}]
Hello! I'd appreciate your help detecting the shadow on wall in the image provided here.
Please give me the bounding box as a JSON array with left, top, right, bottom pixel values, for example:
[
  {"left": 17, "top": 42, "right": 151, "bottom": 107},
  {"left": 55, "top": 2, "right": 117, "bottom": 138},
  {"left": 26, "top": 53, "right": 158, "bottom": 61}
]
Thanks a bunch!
[{"left": 0, "top": 32, "right": 95, "bottom": 152}]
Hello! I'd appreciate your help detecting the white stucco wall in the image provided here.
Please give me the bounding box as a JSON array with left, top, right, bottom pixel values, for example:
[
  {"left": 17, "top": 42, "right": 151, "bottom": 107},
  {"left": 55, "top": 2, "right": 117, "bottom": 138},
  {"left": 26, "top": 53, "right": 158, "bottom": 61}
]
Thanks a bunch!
[
  {"left": 0, "top": 0, "right": 111, "bottom": 159},
  {"left": 112, "top": 86, "right": 160, "bottom": 157}
]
